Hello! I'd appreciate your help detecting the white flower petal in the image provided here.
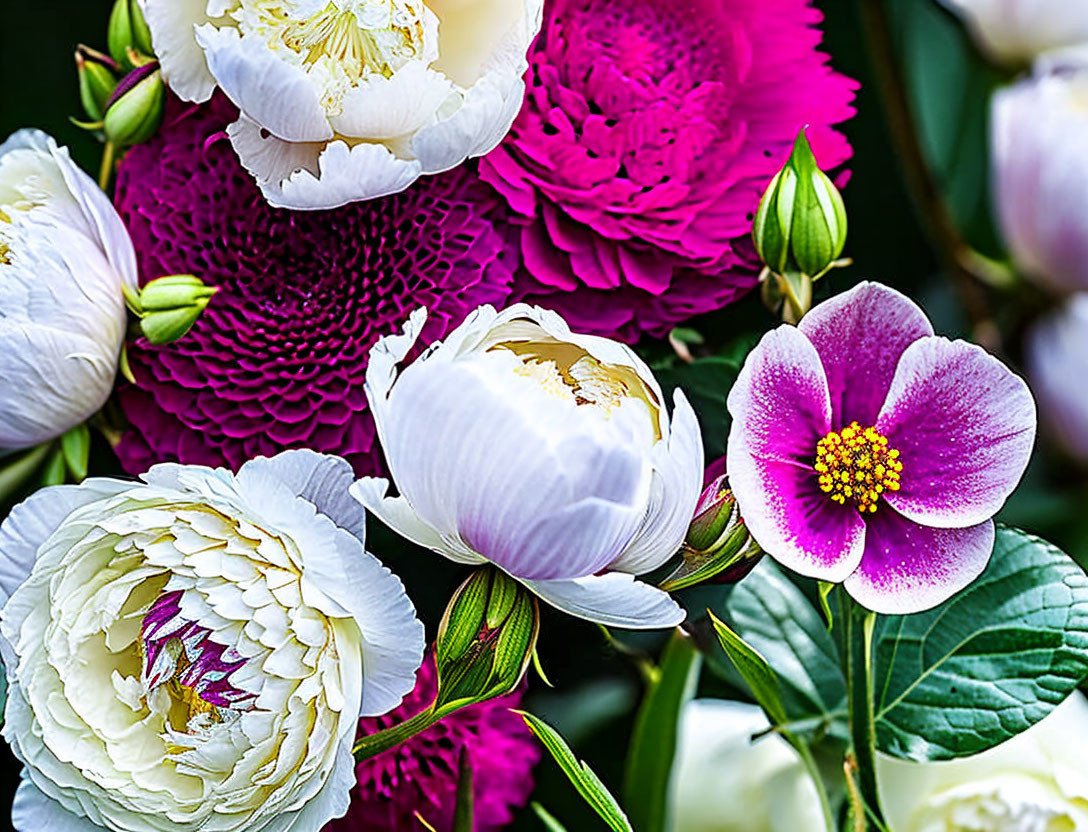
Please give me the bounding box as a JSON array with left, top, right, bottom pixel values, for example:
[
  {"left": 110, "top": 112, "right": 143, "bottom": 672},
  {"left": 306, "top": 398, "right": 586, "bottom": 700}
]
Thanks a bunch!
[
  {"left": 12, "top": 775, "right": 103, "bottom": 832},
  {"left": 143, "top": 0, "right": 222, "bottom": 102},
  {"left": 330, "top": 62, "right": 456, "bottom": 141},
  {"left": 262, "top": 140, "right": 423, "bottom": 211},
  {"left": 196, "top": 24, "right": 334, "bottom": 143},
  {"left": 350, "top": 477, "right": 486, "bottom": 566},
  {"left": 523, "top": 572, "right": 685, "bottom": 630},
  {"left": 412, "top": 69, "right": 526, "bottom": 174},
  {"left": 226, "top": 115, "right": 323, "bottom": 188},
  {"left": 609, "top": 391, "right": 704, "bottom": 575}
]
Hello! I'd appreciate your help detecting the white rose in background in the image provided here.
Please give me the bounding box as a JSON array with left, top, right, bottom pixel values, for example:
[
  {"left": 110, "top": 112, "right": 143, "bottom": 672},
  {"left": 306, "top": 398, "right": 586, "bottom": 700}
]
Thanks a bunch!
[
  {"left": 0, "top": 130, "right": 137, "bottom": 451},
  {"left": 670, "top": 700, "right": 823, "bottom": 832},
  {"left": 938, "top": 0, "right": 1088, "bottom": 65},
  {"left": 353, "top": 304, "right": 704, "bottom": 630},
  {"left": 0, "top": 450, "right": 424, "bottom": 832},
  {"left": 879, "top": 692, "right": 1088, "bottom": 830},
  {"left": 1026, "top": 295, "right": 1088, "bottom": 462},
  {"left": 142, "top": 0, "right": 544, "bottom": 210},
  {"left": 992, "top": 66, "right": 1088, "bottom": 294}
]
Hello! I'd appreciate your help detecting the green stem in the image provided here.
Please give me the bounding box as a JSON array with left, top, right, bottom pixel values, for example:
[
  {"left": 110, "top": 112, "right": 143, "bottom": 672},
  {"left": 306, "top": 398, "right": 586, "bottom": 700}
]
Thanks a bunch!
[
  {"left": 98, "top": 141, "right": 117, "bottom": 192},
  {"left": 352, "top": 705, "right": 443, "bottom": 761},
  {"left": 793, "top": 741, "right": 836, "bottom": 832},
  {"left": 840, "top": 592, "right": 887, "bottom": 829}
]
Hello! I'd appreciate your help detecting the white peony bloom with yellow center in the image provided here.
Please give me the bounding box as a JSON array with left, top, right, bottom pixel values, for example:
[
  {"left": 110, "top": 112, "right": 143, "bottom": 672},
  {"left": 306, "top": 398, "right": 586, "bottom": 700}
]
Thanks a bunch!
[
  {"left": 0, "top": 130, "right": 138, "bottom": 451},
  {"left": 142, "top": 0, "right": 543, "bottom": 209},
  {"left": 0, "top": 450, "right": 424, "bottom": 832},
  {"left": 352, "top": 304, "right": 704, "bottom": 630}
]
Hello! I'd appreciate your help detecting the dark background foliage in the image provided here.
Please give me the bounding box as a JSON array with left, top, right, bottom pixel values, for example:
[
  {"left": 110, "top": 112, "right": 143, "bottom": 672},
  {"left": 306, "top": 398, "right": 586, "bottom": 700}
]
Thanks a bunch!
[{"left": 2, "top": 1, "right": 1085, "bottom": 830}]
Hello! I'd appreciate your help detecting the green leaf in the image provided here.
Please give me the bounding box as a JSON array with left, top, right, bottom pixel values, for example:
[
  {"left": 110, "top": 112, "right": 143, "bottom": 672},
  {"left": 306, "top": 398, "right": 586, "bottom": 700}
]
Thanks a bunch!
[
  {"left": 725, "top": 561, "right": 847, "bottom": 737},
  {"left": 531, "top": 803, "right": 569, "bottom": 832},
  {"left": 655, "top": 354, "right": 743, "bottom": 459},
  {"left": 452, "top": 748, "right": 474, "bottom": 832},
  {"left": 708, "top": 612, "right": 787, "bottom": 726},
  {"left": 874, "top": 527, "right": 1088, "bottom": 761},
  {"left": 623, "top": 632, "right": 701, "bottom": 832},
  {"left": 41, "top": 448, "right": 67, "bottom": 487},
  {"left": 517, "top": 711, "right": 634, "bottom": 832},
  {"left": 60, "top": 423, "right": 91, "bottom": 482},
  {"left": 0, "top": 443, "right": 53, "bottom": 505}
]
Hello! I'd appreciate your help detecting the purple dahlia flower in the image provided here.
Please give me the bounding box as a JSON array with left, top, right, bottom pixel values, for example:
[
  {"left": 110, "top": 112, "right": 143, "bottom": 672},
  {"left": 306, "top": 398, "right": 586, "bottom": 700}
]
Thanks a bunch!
[
  {"left": 113, "top": 96, "right": 518, "bottom": 475},
  {"left": 727, "top": 282, "right": 1036, "bottom": 614},
  {"left": 328, "top": 656, "right": 539, "bottom": 832},
  {"left": 480, "top": 0, "right": 858, "bottom": 341}
]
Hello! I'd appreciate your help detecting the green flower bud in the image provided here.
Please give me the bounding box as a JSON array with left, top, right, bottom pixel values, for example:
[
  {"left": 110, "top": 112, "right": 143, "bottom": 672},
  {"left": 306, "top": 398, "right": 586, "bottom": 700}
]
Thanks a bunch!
[
  {"left": 108, "top": 0, "right": 154, "bottom": 68},
  {"left": 752, "top": 127, "right": 847, "bottom": 279},
  {"left": 75, "top": 46, "right": 119, "bottom": 123},
  {"left": 434, "top": 568, "right": 540, "bottom": 712},
  {"left": 137, "top": 274, "right": 218, "bottom": 345},
  {"left": 103, "top": 61, "right": 165, "bottom": 147},
  {"left": 659, "top": 475, "right": 763, "bottom": 591}
]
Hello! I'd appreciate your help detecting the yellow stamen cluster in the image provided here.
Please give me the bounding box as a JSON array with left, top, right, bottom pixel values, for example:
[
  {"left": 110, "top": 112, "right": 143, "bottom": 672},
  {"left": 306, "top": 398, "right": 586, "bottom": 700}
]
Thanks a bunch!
[{"left": 814, "top": 422, "right": 902, "bottom": 513}]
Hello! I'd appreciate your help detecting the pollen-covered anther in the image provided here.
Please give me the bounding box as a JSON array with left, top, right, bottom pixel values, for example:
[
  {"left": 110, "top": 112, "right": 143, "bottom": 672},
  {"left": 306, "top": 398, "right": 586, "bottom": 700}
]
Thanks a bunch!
[{"left": 814, "top": 421, "right": 903, "bottom": 513}]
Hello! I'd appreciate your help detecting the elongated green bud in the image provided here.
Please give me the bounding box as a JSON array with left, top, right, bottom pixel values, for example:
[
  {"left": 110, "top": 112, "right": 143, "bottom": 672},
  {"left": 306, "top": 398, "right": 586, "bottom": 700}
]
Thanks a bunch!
[
  {"left": 659, "top": 475, "right": 763, "bottom": 591},
  {"left": 752, "top": 127, "right": 847, "bottom": 279},
  {"left": 103, "top": 61, "right": 165, "bottom": 147},
  {"left": 108, "top": 0, "right": 154, "bottom": 68},
  {"left": 76, "top": 45, "right": 119, "bottom": 123},
  {"left": 434, "top": 568, "right": 540, "bottom": 712}
]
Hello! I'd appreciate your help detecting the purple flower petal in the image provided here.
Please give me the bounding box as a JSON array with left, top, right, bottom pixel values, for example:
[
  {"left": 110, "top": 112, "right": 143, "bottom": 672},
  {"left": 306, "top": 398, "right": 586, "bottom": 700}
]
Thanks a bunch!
[
  {"left": 728, "top": 326, "right": 864, "bottom": 581},
  {"left": 877, "top": 337, "right": 1036, "bottom": 528},
  {"left": 845, "top": 511, "right": 995, "bottom": 614},
  {"left": 798, "top": 281, "right": 933, "bottom": 427}
]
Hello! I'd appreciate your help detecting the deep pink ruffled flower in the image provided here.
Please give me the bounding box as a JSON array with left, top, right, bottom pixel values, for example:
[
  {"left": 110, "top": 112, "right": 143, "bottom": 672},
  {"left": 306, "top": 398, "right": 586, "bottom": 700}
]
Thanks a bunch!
[
  {"left": 327, "top": 657, "right": 539, "bottom": 832},
  {"left": 726, "top": 282, "right": 1036, "bottom": 614},
  {"left": 480, "top": 0, "right": 858, "bottom": 341},
  {"left": 113, "top": 96, "right": 517, "bottom": 475}
]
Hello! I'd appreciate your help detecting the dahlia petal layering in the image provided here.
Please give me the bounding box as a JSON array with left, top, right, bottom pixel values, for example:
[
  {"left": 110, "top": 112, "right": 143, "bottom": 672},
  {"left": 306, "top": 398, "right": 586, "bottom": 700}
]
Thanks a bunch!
[
  {"left": 0, "top": 130, "right": 137, "bottom": 450},
  {"left": 142, "top": 0, "right": 544, "bottom": 209},
  {"left": 352, "top": 304, "right": 705, "bottom": 629},
  {"left": 0, "top": 450, "right": 424, "bottom": 832},
  {"left": 480, "top": 0, "right": 858, "bottom": 340},
  {"left": 727, "top": 282, "right": 1037, "bottom": 614}
]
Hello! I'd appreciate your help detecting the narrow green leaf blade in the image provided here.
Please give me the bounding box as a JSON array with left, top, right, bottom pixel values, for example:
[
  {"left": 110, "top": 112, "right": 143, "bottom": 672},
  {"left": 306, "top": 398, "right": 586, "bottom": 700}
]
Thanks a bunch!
[
  {"left": 518, "top": 711, "right": 633, "bottom": 832},
  {"left": 531, "top": 803, "right": 569, "bottom": 832},
  {"left": 623, "top": 632, "right": 701, "bottom": 832},
  {"left": 709, "top": 611, "right": 788, "bottom": 726},
  {"left": 874, "top": 527, "right": 1088, "bottom": 761},
  {"left": 60, "top": 423, "right": 91, "bottom": 482}
]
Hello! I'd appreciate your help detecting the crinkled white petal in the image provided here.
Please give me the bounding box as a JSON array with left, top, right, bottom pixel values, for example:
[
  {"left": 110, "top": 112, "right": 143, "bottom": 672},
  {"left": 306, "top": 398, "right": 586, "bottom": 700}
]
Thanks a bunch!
[
  {"left": 330, "top": 61, "right": 457, "bottom": 141},
  {"left": 197, "top": 24, "right": 334, "bottom": 143}
]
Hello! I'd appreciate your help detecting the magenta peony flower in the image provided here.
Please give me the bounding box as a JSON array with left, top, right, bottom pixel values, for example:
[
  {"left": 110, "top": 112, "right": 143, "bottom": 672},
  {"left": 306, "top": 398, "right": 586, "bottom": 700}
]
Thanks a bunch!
[
  {"left": 479, "top": 0, "right": 858, "bottom": 341},
  {"left": 328, "top": 657, "right": 539, "bottom": 832},
  {"left": 113, "top": 96, "right": 518, "bottom": 475},
  {"left": 726, "top": 282, "right": 1036, "bottom": 614}
]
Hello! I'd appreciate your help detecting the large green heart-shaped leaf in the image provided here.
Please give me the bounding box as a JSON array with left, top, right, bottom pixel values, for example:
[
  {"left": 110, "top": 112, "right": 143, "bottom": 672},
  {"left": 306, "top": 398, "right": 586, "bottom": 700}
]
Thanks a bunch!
[{"left": 874, "top": 527, "right": 1088, "bottom": 761}]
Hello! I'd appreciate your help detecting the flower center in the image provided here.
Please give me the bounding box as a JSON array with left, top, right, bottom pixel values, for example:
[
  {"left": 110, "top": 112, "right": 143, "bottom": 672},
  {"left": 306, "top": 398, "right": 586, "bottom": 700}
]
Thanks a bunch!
[
  {"left": 140, "top": 591, "right": 256, "bottom": 730},
  {"left": 814, "top": 422, "right": 902, "bottom": 513},
  {"left": 240, "top": 0, "right": 429, "bottom": 111}
]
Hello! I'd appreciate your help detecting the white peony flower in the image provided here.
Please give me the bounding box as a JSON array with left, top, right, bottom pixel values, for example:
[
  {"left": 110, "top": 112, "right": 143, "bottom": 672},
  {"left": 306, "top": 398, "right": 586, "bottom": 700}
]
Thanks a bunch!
[
  {"left": 938, "top": 0, "right": 1088, "bottom": 65},
  {"left": 670, "top": 700, "right": 823, "bottom": 832},
  {"left": 879, "top": 692, "right": 1088, "bottom": 831},
  {"left": 992, "top": 65, "right": 1088, "bottom": 294},
  {"left": 352, "top": 304, "right": 704, "bottom": 630},
  {"left": 142, "top": 0, "right": 543, "bottom": 210},
  {"left": 0, "top": 130, "right": 138, "bottom": 451},
  {"left": 1025, "top": 294, "right": 1088, "bottom": 462},
  {"left": 0, "top": 450, "right": 425, "bottom": 832}
]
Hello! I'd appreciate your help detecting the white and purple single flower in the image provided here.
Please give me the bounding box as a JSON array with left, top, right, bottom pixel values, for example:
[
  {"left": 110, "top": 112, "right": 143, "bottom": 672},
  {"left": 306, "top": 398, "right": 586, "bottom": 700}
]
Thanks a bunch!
[{"left": 726, "top": 282, "right": 1036, "bottom": 614}]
